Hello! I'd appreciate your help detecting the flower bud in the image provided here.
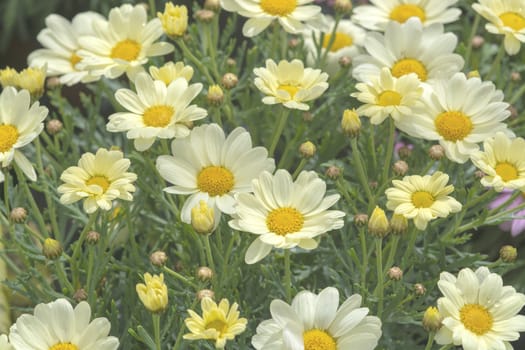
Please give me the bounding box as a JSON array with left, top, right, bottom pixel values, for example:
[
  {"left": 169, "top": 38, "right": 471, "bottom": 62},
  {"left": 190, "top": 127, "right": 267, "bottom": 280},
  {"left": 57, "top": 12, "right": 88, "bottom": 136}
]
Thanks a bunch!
[
  {"left": 388, "top": 266, "right": 403, "bottom": 280},
  {"left": 221, "top": 73, "right": 238, "bottom": 89},
  {"left": 197, "top": 289, "right": 215, "bottom": 300},
  {"left": 197, "top": 266, "right": 214, "bottom": 281},
  {"left": 354, "top": 213, "right": 369, "bottom": 226},
  {"left": 471, "top": 35, "right": 485, "bottom": 48},
  {"left": 150, "top": 251, "right": 168, "bottom": 266},
  {"left": 195, "top": 9, "right": 215, "bottom": 23},
  {"left": 390, "top": 214, "right": 408, "bottom": 235},
  {"left": 136, "top": 273, "right": 168, "bottom": 313},
  {"left": 207, "top": 84, "right": 224, "bottom": 106},
  {"left": 511, "top": 72, "right": 521, "bottom": 82},
  {"left": 414, "top": 283, "right": 426, "bottom": 296},
  {"left": 338, "top": 56, "right": 352, "bottom": 68},
  {"left": 86, "top": 231, "right": 100, "bottom": 244},
  {"left": 43, "top": 238, "right": 63, "bottom": 260},
  {"left": 368, "top": 206, "right": 390, "bottom": 238},
  {"left": 17, "top": 66, "right": 46, "bottom": 100},
  {"left": 334, "top": 0, "right": 352, "bottom": 13},
  {"left": 288, "top": 38, "right": 300, "bottom": 48},
  {"left": 423, "top": 306, "right": 443, "bottom": 331},
  {"left": 392, "top": 160, "right": 408, "bottom": 176},
  {"left": 149, "top": 61, "right": 194, "bottom": 84},
  {"left": 508, "top": 105, "right": 518, "bottom": 118},
  {"left": 325, "top": 166, "right": 342, "bottom": 180},
  {"left": 73, "top": 288, "right": 88, "bottom": 302},
  {"left": 191, "top": 200, "right": 215, "bottom": 234},
  {"left": 46, "top": 119, "right": 63, "bottom": 135},
  {"left": 204, "top": 0, "right": 221, "bottom": 11},
  {"left": 397, "top": 145, "right": 412, "bottom": 159},
  {"left": 467, "top": 70, "right": 480, "bottom": 78},
  {"left": 157, "top": 2, "right": 188, "bottom": 38},
  {"left": 0, "top": 67, "right": 18, "bottom": 88},
  {"left": 299, "top": 141, "right": 316, "bottom": 158},
  {"left": 46, "top": 77, "right": 62, "bottom": 89},
  {"left": 499, "top": 245, "right": 517, "bottom": 263},
  {"left": 10, "top": 207, "right": 27, "bottom": 223},
  {"left": 226, "top": 58, "right": 236, "bottom": 67},
  {"left": 428, "top": 144, "right": 445, "bottom": 160},
  {"left": 341, "top": 109, "right": 361, "bottom": 137}
]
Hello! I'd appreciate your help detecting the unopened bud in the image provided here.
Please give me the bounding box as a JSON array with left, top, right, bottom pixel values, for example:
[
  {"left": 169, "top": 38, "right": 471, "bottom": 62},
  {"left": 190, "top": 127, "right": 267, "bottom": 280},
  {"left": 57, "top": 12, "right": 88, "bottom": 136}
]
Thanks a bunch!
[
  {"left": 226, "top": 58, "right": 236, "bottom": 67},
  {"left": 73, "top": 288, "right": 88, "bottom": 302},
  {"left": 499, "top": 245, "right": 517, "bottom": 263},
  {"left": 288, "top": 38, "right": 300, "bottom": 48},
  {"left": 369, "top": 181, "right": 378, "bottom": 189},
  {"left": 325, "top": 165, "right": 342, "bottom": 180},
  {"left": 392, "top": 160, "right": 408, "bottom": 176},
  {"left": 428, "top": 144, "right": 445, "bottom": 160},
  {"left": 508, "top": 105, "right": 518, "bottom": 118},
  {"left": 10, "top": 207, "right": 27, "bottom": 223},
  {"left": 467, "top": 70, "right": 480, "bottom": 78},
  {"left": 150, "top": 251, "right": 168, "bottom": 266},
  {"left": 197, "top": 289, "right": 215, "bottom": 300},
  {"left": 423, "top": 306, "right": 443, "bottom": 331},
  {"left": 474, "top": 170, "right": 485, "bottom": 179},
  {"left": 197, "top": 266, "right": 214, "bottom": 280},
  {"left": 388, "top": 266, "right": 403, "bottom": 280},
  {"left": 414, "top": 283, "right": 426, "bottom": 296},
  {"left": 354, "top": 213, "right": 368, "bottom": 226},
  {"left": 43, "top": 238, "right": 63, "bottom": 260},
  {"left": 390, "top": 214, "right": 408, "bottom": 235},
  {"left": 204, "top": 0, "right": 221, "bottom": 11},
  {"left": 191, "top": 200, "right": 215, "bottom": 234},
  {"left": 303, "top": 112, "right": 314, "bottom": 122},
  {"left": 195, "top": 9, "right": 215, "bottom": 22},
  {"left": 397, "top": 145, "right": 412, "bottom": 159},
  {"left": 86, "top": 231, "right": 100, "bottom": 244},
  {"left": 511, "top": 72, "right": 521, "bottom": 81},
  {"left": 368, "top": 206, "right": 390, "bottom": 238},
  {"left": 221, "top": 73, "right": 238, "bottom": 89},
  {"left": 46, "top": 77, "right": 62, "bottom": 89},
  {"left": 334, "top": 0, "right": 352, "bottom": 13},
  {"left": 46, "top": 119, "right": 63, "bottom": 135},
  {"left": 471, "top": 35, "right": 485, "bottom": 48},
  {"left": 299, "top": 141, "right": 316, "bottom": 158},
  {"left": 341, "top": 109, "right": 361, "bottom": 137},
  {"left": 207, "top": 84, "right": 224, "bottom": 106},
  {"left": 338, "top": 56, "right": 352, "bottom": 68}
]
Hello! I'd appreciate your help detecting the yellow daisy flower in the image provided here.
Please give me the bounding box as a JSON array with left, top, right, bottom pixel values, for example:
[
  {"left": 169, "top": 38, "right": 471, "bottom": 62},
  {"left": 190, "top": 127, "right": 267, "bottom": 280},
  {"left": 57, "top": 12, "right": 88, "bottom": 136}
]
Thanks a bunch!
[{"left": 148, "top": 61, "right": 194, "bottom": 85}]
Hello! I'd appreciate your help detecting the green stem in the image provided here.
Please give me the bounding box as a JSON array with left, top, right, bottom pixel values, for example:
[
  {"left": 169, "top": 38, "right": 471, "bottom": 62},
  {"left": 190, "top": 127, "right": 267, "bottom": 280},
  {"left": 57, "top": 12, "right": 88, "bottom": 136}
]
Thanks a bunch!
[
  {"left": 463, "top": 15, "right": 480, "bottom": 68},
  {"left": 177, "top": 39, "right": 214, "bottom": 84},
  {"left": 204, "top": 24, "right": 220, "bottom": 80},
  {"left": 487, "top": 42, "right": 506, "bottom": 80},
  {"left": 14, "top": 165, "right": 48, "bottom": 238},
  {"left": 203, "top": 234, "right": 217, "bottom": 291},
  {"left": 374, "top": 238, "right": 384, "bottom": 318},
  {"left": 319, "top": 14, "right": 342, "bottom": 68},
  {"left": 284, "top": 249, "right": 292, "bottom": 303},
  {"left": 268, "top": 108, "right": 291, "bottom": 157},
  {"left": 292, "top": 158, "right": 308, "bottom": 179},
  {"left": 163, "top": 266, "right": 198, "bottom": 289},
  {"left": 152, "top": 313, "right": 161, "bottom": 350},
  {"left": 401, "top": 228, "right": 418, "bottom": 268},
  {"left": 381, "top": 119, "right": 396, "bottom": 184},
  {"left": 456, "top": 200, "right": 525, "bottom": 234},
  {"left": 86, "top": 245, "right": 96, "bottom": 305},
  {"left": 70, "top": 213, "right": 97, "bottom": 287},
  {"left": 54, "top": 260, "right": 75, "bottom": 294},
  {"left": 424, "top": 332, "right": 435, "bottom": 350},
  {"left": 384, "top": 235, "right": 400, "bottom": 274},
  {"left": 359, "top": 227, "right": 368, "bottom": 296},
  {"left": 350, "top": 138, "right": 373, "bottom": 202}
]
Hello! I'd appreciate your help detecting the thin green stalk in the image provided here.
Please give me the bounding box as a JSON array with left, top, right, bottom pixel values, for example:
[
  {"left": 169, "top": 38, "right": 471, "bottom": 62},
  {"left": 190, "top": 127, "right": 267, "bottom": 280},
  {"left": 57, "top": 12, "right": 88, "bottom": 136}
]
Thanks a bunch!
[
  {"left": 152, "top": 313, "right": 161, "bottom": 350},
  {"left": 319, "top": 15, "right": 342, "bottom": 68},
  {"left": 457, "top": 200, "right": 525, "bottom": 234},
  {"left": 359, "top": 227, "right": 368, "bottom": 295},
  {"left": 381, "top": 119, "right": 396, "bottom": 184},
  {"left": 202, "top": 234, "right": 218, "bottom": 292},
  {"left": 162, "top": 266, "right": 198, "bottom": 289},
  {"left": 487, "top": 43, "right": 506, "bottom": 80},
  {"left": 204, "top": 24, "right": 220, "bottom": 80},
  {"left": 463, "top": 15, "right": 480, "bottom": 68},
  {"left": 424, "top": 332, "right": 435, "bottom": 350},
  {"left": 268, "top": 108, "right": 291, "bottom": 157},
  {"left": 284, "top": 249, "right": 292, "bottom": 303},
  {"left": 14, "top": 165, "right": 48, "bottom": 238},
  {"left": 292, "top": 158, "right": 308, "bottom": 179},
  {"left": 384, "top": 235, "right": 400, "bottom": 274},
  {"left": 401, "top": 228, "right": 418, "bottom": 268},
  {"left": 70, "top": 213, "right": 97, "bottom": 287},
  {"left": 86, "top": 245, "right": 96, "bottom": 305},
  {"left": 374, "top": 238, "right": 384, "bottom": 318},
  {"left": 177, "top": 39, "right": 214, "bottom": 84},
  {"left": 54, "top": 260, "right": 75, "bottom": 294},
  {"left": 3, "top": 169, "right": 10, "bottom": 217},
  {"left": 350, "top": 138, "right": 373, "bottom": 202}
]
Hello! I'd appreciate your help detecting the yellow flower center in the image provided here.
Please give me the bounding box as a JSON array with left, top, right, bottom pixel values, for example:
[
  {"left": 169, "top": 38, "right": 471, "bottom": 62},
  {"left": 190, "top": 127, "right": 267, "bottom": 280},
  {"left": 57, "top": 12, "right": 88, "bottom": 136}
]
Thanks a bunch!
[
  {"left": 303, "top": 329, "right": 337, "bottom": 350},
  {"left": 49, "top": 343, "right": 79, "bottom": 350},
  {"left": 143, "top": 105, "right": 174, "bottom": 128},
  {"left": 110, "top": 39, "right": 141, "bottom": 61},
  {"left": 322, "top": 32, "right": 353, "bottom": 52},
  {"left": 499, "top": 12, "right": 525, "bottom": 31},
  {"left": 260, "top": 0, "right": 297, "bottom": 16},
  {"left": 86, "top": 176, "right": 110, "bottom": 192},
  {"left": 434, "top": 111, "right": 473, "bottom": 141},
  {"left": 266, "top": 207, "right": 304, "bottom": 235},
  {"left": 70, "top": 52, "right": 82, "bottom": 68},
  {"left": 460, "top": 303, "right": 493, "bottom": 335},
  {"left": 495, "top": 162, "right": 519, "bottom": 182},
  {"left": 389, "top": 4, "right": 426, "bottom": 23},
  {"left": 205, "top": 318, "right": 229, "bottom": 334},
  {"left": 391, "top": 58, "right": 428, "bottom": 81},
  {"left": 197, "top": 166, "right": 235, "bottom": 196},
  {"left": 278, "top": 84, "right": 300, "bottom": 99},
  {"left": 377, "top": 90, "right": 402, "bottom": 106},
  {"left": 412, "top": 191, "right": 435, "bottom": 208},
  {"left": 0, "top": 124, "right": 19, "bottom": 152}
]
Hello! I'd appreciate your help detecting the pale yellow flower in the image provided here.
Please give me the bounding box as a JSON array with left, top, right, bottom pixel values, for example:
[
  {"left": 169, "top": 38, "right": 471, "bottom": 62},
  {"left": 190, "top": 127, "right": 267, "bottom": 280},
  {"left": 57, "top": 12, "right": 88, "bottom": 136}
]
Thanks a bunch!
[
  {"left": 0, "top": 67, "right": 18, "bottom": 88},
  {"left": 16, "top": 66, "right": 46, "bottom": 99},
  {"left": 136, "top": 273, "right": 168, "bottom": 313},
  {"left": 191, "top": 200, "right": 215, "bottom": 234},
  {"left": 157, "top": 2, "right": 188, "bottom": 37},
  {"left": 368, "top": 206, "right": 390, "bottom": 237},
  {"left": 149, "top": 61, "right": 194, "bottom": 84}
]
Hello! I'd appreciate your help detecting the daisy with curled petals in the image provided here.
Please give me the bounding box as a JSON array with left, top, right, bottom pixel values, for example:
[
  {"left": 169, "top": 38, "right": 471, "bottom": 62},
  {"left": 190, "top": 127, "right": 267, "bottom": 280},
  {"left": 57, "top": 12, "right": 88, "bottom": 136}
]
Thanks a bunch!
[
  {"left": 9, "top": 298, "right": 119, "bottom": 350},
  {"left": 58, "top": 148, "right": 137, "bottom": 214},
  {"left": 352, "top": 18, "right": 464, "bottom": 83},
  {"left": 27, "top": 12, "right": 104, "bottom": 86},
  {"left": 77, "top": 4, "right": 174, "bottom": 80},
  {"left": 220, "top": 0, "right": 325, "bottom": 37},
  {"left": 184, "top": 297, "right": 247, "bottom": 349},
  {"left": 351, "top": 67, "right": 423, "bottom": 125},
  {"left": 254, "top": 59, "right": 329, "bottom": 111},
  {"left": 395, "top": 73, "right": 513, "bottom": 163},
  {"left": 352, "top": 0, "right": 461, "bottom": 31},
  {"left": 252, "top": 287, "right": 382, "bottom": 350},
  {"left": 156, "top": 123, "right": 275, "bottom": 225},
  {"left": 471, "top": 132, "right": 525, "bottom": 192},
  {"left": 473, "top": 0, "right": 525, "bottom": 55},
  {"left": 107, "top": 72, "right": 206, "bottom": 151},
  {"left": 385, "top": 171, "right": 462, "bottom": 230},
  {"left": 435, "top": 267, "right": 525, "bottom": 350},
  {"left": 229, "top": 169, "right": 345, "bottom": 264},
  {"left": 0, "top": 87, "right": 48, "bottom": 181}
]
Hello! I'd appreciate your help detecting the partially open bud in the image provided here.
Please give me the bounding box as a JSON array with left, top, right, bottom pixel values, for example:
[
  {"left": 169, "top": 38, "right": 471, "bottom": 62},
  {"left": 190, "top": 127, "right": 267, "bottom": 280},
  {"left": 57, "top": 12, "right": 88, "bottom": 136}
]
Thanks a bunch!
[
  {"left": 341, "top": 109, "right": 361, "bottom": 137},
  {"left": 191, "top": 200, "right": 215, "bottom": 234},
  {"left": 10, "top": 207, "right": 27, "bottom": 223},
  {"left": 86, "top": 231, "right": 100, "bottom": 245},
  {"left": 414, "top": 283, "right": 426, "bottom": 296},
  {"left": 325, "top": 166, "right": 342, "bottom": 180},
  {"left": 17, "top": 66, "right": 46, "bottom": 100},
  {"left": 197, "top": 289, "right": 215, "bottom": 300},
  {"left": 136, "top": 273, "right": 168, "bottom": 313},
  {"left": 207, "top": 84, "right": 224, "bottom": 106},
  {"left": 46, "top": 119, "right": 63, "bottom": 135},
  {"left": 0, "top": 67, "right": 18, "bottom": 88},
  {"left": 150, "top": 251, "right": 168, "bottom": 266},
  {"left": 299, "top": 141, "right": 316, "bottom": 158},
  {"left": 43, "top": 238, "right": 63, "bottom": 260},
  {"left": 157, "top": 2, "right": 188, "bottom": 38},
  {"left": 428, "top": 144, "right": 445, "bottom": 160},
  {"left": 388, "top": 266, "right": 403, "bottom": 280},
  {"left": 499, "top": 245, "right": 517, "bottom": 263},
  {"left": 221, "top": 73, "right": 238, "bottom": 89},
  {"left": 423, "top": 306, "right": 443, "bottom": 331},
  {"left": 368, "top": 206, "right": 390, "bottom": 238},
  {"left": 197, "top": 266, "right": 214, "bottom": 281},
  {"left": 392, "top": 160, "right": 408, "bottom": 176},
  {"left": 390, "top": 214, "right": 408, "bottom": 235}
]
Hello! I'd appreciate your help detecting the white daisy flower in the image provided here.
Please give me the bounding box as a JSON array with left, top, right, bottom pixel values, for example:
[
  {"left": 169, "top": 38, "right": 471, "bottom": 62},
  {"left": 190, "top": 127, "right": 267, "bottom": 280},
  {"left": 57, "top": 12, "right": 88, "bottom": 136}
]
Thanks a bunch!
[
  {"left": 28, "top": 12, "right": 104, "bottom": 86},
  {"left": 473, "top": 0, "right": 525, "bottom": 55},
  {"left": 107, "top": 72, "right": 206, "bottom": 151},
  {"left": 9, "top": 298, "right": 119, "bottom": 350},
  {"left": 77, "top": 4, "right": 174, "bottom": 80},
  {"left": 229, "top": 169, "right": 345, "bottom": 264},
  {"left": 252, "top": 287, "right": 382, "bottom": 349},
  {"left": 395, "top": 73, "right": 513, "bottom": 163},
  {"left": 0, "top": 87, "right": 48, "bottom": 181},
  {"left": 385, "top": 171, "right": 462, "bottom": 230},
  {"left": 57, "top": 148, "right": 137, "bottom": 214},
  {"left": 435, "top": 267, "right": 525, "bottom": 350},
  {"left": 352, "top": 18, "right": 464, "bottom": 83},
  {"left": 302, "top": 16, "right": 366, "bottom": 75},
  {"left": 351, "top": 67, "right": 423, "bottom": 125},
  {"left": 0, "top": 334, "right": 13, "bottom": 350},
  {"left": 471, "top": 132, "right": 525, "bottom": 192},
  {"left": 352, "top": 0, "right": 461, "bottom": 31},
  {"left": 156, "top": 123, "right": 275, "bottom": 225},
  {"left": 148, "top": 61, "right": 194, "bottom": 85},
  {"left": 220, "top": 0, "right": 325, "bottom": 37},
  {"left": 253, "top": 59, "right": 329, "bottom": 111}
]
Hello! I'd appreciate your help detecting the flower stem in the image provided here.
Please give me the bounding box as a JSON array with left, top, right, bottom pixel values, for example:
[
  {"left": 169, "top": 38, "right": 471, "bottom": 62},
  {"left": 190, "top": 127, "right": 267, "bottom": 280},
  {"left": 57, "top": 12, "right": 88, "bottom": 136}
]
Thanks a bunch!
[
  {"left": 283, "top": 249, "right": 292, "bottom": 303},
  {"left": 14, "top": 164, "right": 48, "bottom": 238},
  {"left": 424, "top": 332, "right": 436, "bottom": 350},
  {"left": 463, "top": 15, "right": 480, "bottom": 68},
  {"left": 487, "top": 42, "right": 505, "bottom": 80},
  {"left": 381, "top": 119, "right": 396, "bottom": 184},
  {"left": 292, "top": 158, "right": 307, "bottom": 179},
  {"left": 359, "top": 227, "right": 368, "bottom": 297},
  {"left": 177, "top": 39, "right": 214, "bottom": 84},
  {"left": 203, "top": 234, "right": 217, "bottom": 291},
  {"left": 152, "top": 313, "right": 161, "bottom": 350},
  {"left": 268, "top": 108, "right": 291, "bottom": 157},
  {"left": 350, "top": 138, "right": 373, "bottom": 202},
  {"left": 163, "top": 266, "right": 198, "bottom": 289},
  {"left": 71, "top": 213, "right": 97, "bottom": 288},
  {"left": 375, "top": 238, "right": 384, "bottom": 318}
]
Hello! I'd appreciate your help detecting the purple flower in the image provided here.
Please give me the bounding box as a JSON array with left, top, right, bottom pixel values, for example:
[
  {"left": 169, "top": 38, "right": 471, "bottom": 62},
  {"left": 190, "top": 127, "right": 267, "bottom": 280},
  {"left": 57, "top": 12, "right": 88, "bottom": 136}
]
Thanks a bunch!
[{"left": 489, "top": 190, "right": 525, "bottom": 236}]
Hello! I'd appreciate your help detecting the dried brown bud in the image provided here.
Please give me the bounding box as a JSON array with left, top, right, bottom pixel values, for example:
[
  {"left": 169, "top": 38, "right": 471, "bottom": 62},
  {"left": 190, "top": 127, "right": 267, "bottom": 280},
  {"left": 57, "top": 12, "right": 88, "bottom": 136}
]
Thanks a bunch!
[
  {"left": 73, "top": 288, "right": 88, "bottom": 302},
  {"left": 46, "top": 77, "right": 62, "bottom": 89},
  {"left": 221, "top": 73, "right": 238, "bottom": 89},
  {"left": 369, "top": 181, "right": 378, "bottom": 189},
  {"left": 86, "top": 231, "right": 100, "bottom": 244},
  {"left": 414, "top": 283, "right": 426, "bottom": 296},
  {"left": 325, "top": 166, "right": 342, "bottom": 180},
  {"left": 499, "top": 245, "right": 517, "bottom": 263},
  {"left": 288, "top": 38, "right": 300, "bottom": 48},
  {"left": 397, "top": 145, "right": 412, "bottom": 159},
  {"left": 429, "top": 144, "right": 445, "bottom": 160},
  {"left": 150, "top": 251, "right": 168, "bottom": 267},
  {"left": 392, "top": 160, "right": 408, "bottom": 176},
  {"left": 388, "top": 266, "right": 403, "bottom": 280},
  {"left": 197, "top": 289, "right": 215, "bottom": 300},
  {"left": 334, "top": 0, "right": 353, "bottom": 13},
  {"left": 226, "top": 58, "right": 236, "bottom": 67},
  {"left": 197, "top": 266, "right": 214, "bottom": 281},
  {"left": 508, "top": 105, "right": 518, "bottom": 118},
  {"left": 10, "top": 207, "right": 27, "bottom": 223},
  {"left": 46, "top": 119, "right": 63, "bottom": 135},
  {"left": 354, "top": 213, "right": 369, "bottom": 226},
  {"left": 303, "top": 112, "right": 314, "bottom": 122},
  {"left": 474, "top": 170, "right": 485, "bottom": 179}
]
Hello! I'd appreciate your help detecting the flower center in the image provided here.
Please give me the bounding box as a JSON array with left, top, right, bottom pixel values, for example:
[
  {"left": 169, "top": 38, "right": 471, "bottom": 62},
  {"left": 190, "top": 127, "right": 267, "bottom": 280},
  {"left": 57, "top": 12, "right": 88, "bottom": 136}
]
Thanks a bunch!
[
  {"left": 391, "top": 58, "right": 428, "bottom": 81},
  {"left": 495, "top": 162, "right": 519, "bottom": 182},
  {"left": 499, "top": 12, "right": 525, "bottom": 31},
  {"left": 278, "top": 84, "right": 299, "bottom": 99},
  {"left": 412, "top": 191, "right": 435, "bottom": 208},
  {"left": 0, "top": 124, "right": 19, "bottom": 152},
  {"left": 260, "top": 0, "right": 297, "bottom": 16},
  {"left": 70, "top": 52, "right": 82, "bottom": 68},
  {"left": 49, "top": 343, "right": 79, "bottom": 350},
  {"left": 86, "top": 175, "right": 110, "bottom": 192},
  {"left": 266, "top": 207, "right": 304, "bottom": 235},
  {"left": 322, "top": 32, "right": 353, "bottom": 52},
  {"left": 434, "top": 111, "right": 473, "bottom": 141},
  {"left": 303, "top": 329, "right": 336, "bottom": 350},
  {"left": 460, "top": 303, "right": 493, "bottom": 335},
  {"left": 377, "top": 90, "right": 402, "bottom": 106},
  {"left": 197, "top": 166, "right": 235, "bottom": 196},
  {"left": 205, "top": 318, "right": 228, "bottom": 335},
  {"left": 110, "top": 39, "right": 141, "bottom": 61},
  {"left": 143, "top": 105, "right": 174, "bottom": 128},
  {"left": 389, "top": 4, "right": 426, "bottom": 23}
]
